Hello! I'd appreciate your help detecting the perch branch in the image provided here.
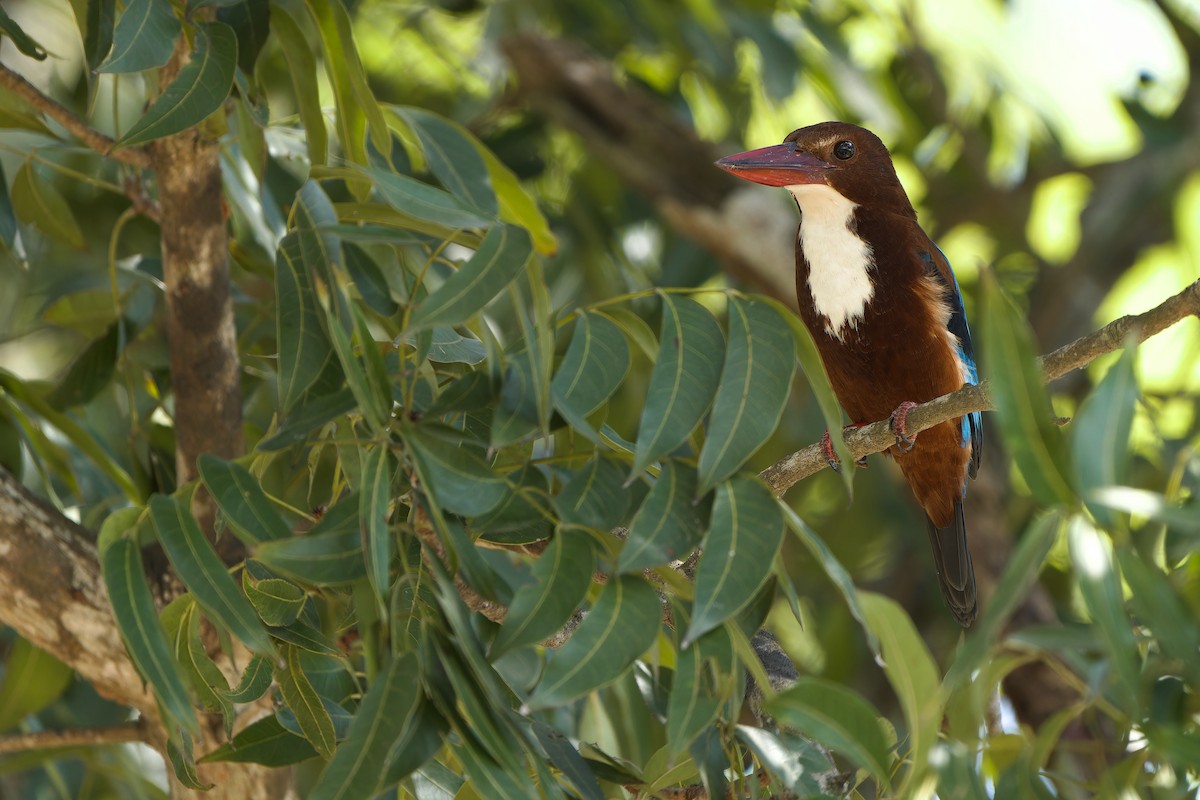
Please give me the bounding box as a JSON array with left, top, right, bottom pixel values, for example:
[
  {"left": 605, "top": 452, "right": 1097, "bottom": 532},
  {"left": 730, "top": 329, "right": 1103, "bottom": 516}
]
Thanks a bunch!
[
  {"left": 760, "top": 279, "right": 1200, "bottom": 495},
  {"left": 0, "top": 724, "right": 147, "bottom": 756},
  {"left": 0, "top": 63, "right": 152, "bottom": 170}
]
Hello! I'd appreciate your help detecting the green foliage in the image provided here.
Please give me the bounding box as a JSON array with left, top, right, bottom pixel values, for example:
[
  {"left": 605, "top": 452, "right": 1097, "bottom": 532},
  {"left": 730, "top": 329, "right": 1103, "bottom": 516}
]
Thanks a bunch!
[{"left": 0, "top": 0, "right": 1198, "bottom": 798}]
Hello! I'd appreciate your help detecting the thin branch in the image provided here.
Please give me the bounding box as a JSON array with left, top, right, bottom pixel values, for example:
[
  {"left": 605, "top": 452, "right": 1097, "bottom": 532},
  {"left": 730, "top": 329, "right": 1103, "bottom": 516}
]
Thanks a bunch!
[
  {"left": 761, "top": 279, "right": 1200, "bottom": 495},
  {"left": 0, "top": 62, "right": 152, "bottom": 170},
  {"left": 0, "top": 724, "right": 147, "bottom": 756}
]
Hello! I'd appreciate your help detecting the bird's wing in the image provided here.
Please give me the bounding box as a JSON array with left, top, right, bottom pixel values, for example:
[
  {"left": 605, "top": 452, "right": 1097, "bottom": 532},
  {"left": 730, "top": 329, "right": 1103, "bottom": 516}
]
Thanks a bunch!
[{"left": 920, "top": 247, "right": 983, "bottom": 478}]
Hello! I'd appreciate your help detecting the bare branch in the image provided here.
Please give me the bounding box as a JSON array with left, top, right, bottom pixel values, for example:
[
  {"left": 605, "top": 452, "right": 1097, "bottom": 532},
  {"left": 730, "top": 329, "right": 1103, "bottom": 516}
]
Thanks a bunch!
[
  {"left": 0, "top": 724, "right": 147, "bottom": 756},
  {"left": 761, "top": 279, "right": 1200, "bottom": 495},
  {"left": 0, "top": 63, "right": 152, "bottom": 170}
]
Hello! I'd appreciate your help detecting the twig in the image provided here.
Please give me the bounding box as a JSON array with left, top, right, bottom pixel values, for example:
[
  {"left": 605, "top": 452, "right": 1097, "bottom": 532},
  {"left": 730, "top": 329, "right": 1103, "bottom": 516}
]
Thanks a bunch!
[
  {"left": 0, "top": 63, "right": 152, "bottom": 170},
  {"left": 760, "top": 279, "right": 1200, "bottom": 495},
  {"left": 0, "top": 724, "right": 146, "bottom": 755}
]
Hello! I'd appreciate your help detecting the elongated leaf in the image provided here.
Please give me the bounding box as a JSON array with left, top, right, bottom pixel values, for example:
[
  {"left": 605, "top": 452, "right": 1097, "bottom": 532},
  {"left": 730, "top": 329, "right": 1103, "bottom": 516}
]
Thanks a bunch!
[
  {"left": 276, "top": 644, "right": 336, "bottom": 760},
  {"left": 97, "top": 0, "right": 179, "bottom": 72},
  {"left": 758, "top": 295, "right": 854, "bottom": 496},
  {"left": 395, "top": 107, "right": 497, "bottom": 216},
  {"left": 980, "top": 272, "right": 1074, "bottom": 506},
  {"left": 632, "top": 295, "right": 724, "bottom": 474},
  {"left": 116, "top": 23, "right": 238, "bottom": 148},
  {"left": 1072, "top": 345, "right": 1137, "bottom": 526},
  {"left": 685, "top": 476, "right": 785, "bottom": 645},
  {"left": 697, "top": 298, "right": 794, "bottom": 492},
  {"left": 528, "top": 719, "right": 603, "bottom": 800},
  {"left": 407, "top": 224, "right": 533, "bottom": 331},
  {"left": 529, "top": 575, "right": 660, "bottom": 709},
  {"left": 268, "top": 620, "right": 341, "bottom": 657},
  {"left": 224, "top": 654, "right": 273, "bottom": 704},
  {"left": 1068, "top": 515, "right": 1140, "bottom": 715},
  {"left": 325, "top": 301, "right": 388, "bottom": 431},
  {"left": 45, "top": 319, "right": 122, "bottom": 409},
  {"left": 260, "top": 388, "right": 356, "bottom": 451},
  {"left": 1118, "top": 549, "right": 1200, "bottom": 685},
  {"left": 491, "top": 532, "right": 594, "bottom": 657},
  {"left": 0, "top": 161, "right": 15, "bottom": 249},
  {"left": 167, "top": 731, "right": 213, "bottom": 791},
  {"left": 360, "top": 445, "right": 394, "bottom": 601},
  {"left": 363, "top": 166, "right": 492, "bottom": 230},
  {"left": 217, "top": 0, "right": 269, "bottom": 74},
  {"left": 272, "top": 6, "right": 326, "bottom": 163},
  {"left": 343, "top": 242, "right": 398, "bottom": 316},
  {"left": 242, "top": 573, "right": 306, "bottom": 627},
  {"left": 0, "top": 7, "right": 46, "bottom": 60},
  {"left": 402, "top": 423, "right": 507, "bottom": 517},
  {"left": 551, "top": 312, "right": 630, "bottom": 440},
  {"left": 553, "top": 455, "right": 630, "bottom": 531},
  {"left": 149, "top": 494, "right": 274, "bottom": 656},
  {"left": 304, "top": 0, "right": 388, "bottom": 168},
  {"left": 455, "top": 736, "right": 539, "bottom": 799},
  {"left": 859, "top": 592, "right": 941, "bottom": 794},
  {"left": 735, "top": 726, "right": 833, "bottom": 797},
  {"left": 379, "top": 700, "right": 449, "bottom": 786},
  {"left": 767, "top": 678, "right": 892, "bottom": 788},
  {"left": 163, "top": 598, "right": 233, "bottom": 731},
  {"left": 276, "top": 233, "right": 334, "bottom": 413},
  {"left": 309, "top": 653, "right": 422, "bottom": 800},
  {"left": 254, "top": 529, "right": 367, "bottom": 585},
  {"left": 84, "top": 0, "right": 116, "bottom": 70},
  {"left": 101, "top": 535, "right": 198, "bottom": 734},
  {"left": 11, "top": 161, "right": 84, "bottom": 249},
  {"left": 667, "top": 623, "right": 737, "bottom": 755},
  {"left": 618, "top": 460, "right": 710, "bottom": 573},
  {"left": 0, "top": 637, "right": 73, "bottom": 731},
  {"left": 478, "top": 144, "right": 555, "bottom": 254},
  {"left": 198, "top": 454, "right": 291, "bottom": 544},
  {"left": 427, "top": 327, "right": 486, "bottom": 365},
  {"left": 200, "top": 714, "right": 318, "bottom": 766}
]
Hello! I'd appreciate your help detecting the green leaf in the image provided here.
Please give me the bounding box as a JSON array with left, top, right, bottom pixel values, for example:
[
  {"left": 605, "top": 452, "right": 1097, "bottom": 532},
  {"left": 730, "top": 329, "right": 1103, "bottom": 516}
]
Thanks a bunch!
[
  {"left": 309, "top": 653, "right": 423, "bottom": 800},
  {"left": 200, "top": 714, "right": 318, "bottom": 766},
  {"left": 551, "top": 312, "right": 630, "bottom": 440},
  {"left": 1067, "top": 515, "right": 1140, "bottom": 715},
  {"left": 116, "top": 22, "right": 238, "bottom": 148},
  {"left": 162, "top": 598, "right": 233, "bottom": 732},
  {"left": 82, "top": 0, "right": 116, "bottom": 70},
  {"left": 45, "top": 320, "right": 122, "bottom": 409},
  {"left": 0, "top": 7, "right": 47, "bottom": 60},
  {"left": 379, "top": 699, "right": 449, "bottom": 786},
  {"left": 401, "top": 423, "right": 507, "bottom": 517},
  {"left": 261, "top": 388, "right": 356, "bottom": 451},
  {"left": 528, "top": 719, "right": 603, "bottom": 800},
  {"left": 696, "top": 298, "right": 794, "bottom": 492},
  {"left": 343, "top": 242, "right": 399, "bottom": 316},
  {"left": 454, "top": 737, "right": 539, "bottom": 799},
  {"left": 275, "top": 643, "right": 336, "bottom": 760},
  {"left": 167, "top": 731, "right": 213, "bottom": 791},
  {"left": 490, "top": 532, "right": 594, "bottom": 657},
  {"left": 362, "top": 165, "right": 492, "bottom": 229},
  {"left": 477, "top": 144, "right": 556, "bottom": 255},
  {"left": 618, "top": 460, "right": 710, "bottom": 573},
  {"left": 101, "top": 536, "right": 198, "bottom": 734},
  {"left": 427, "top": 327, "right": 486, "bottom": 365},
  {"left": 304, "top": 0, "right": 389, "bottom": 169},
  {"left": 632, "top": 295, "right": 724, "bottom": 474},
  {"left": 780, "top": 503, "right": 877, "bottom": 656},
  {"left": 759, "top": 295, "right": 854, "bottom": 497},
  {"left": 271, "top": 6, "right": 326, "bottom": 164},
  {"left": 268, "top": 620, "right": 341, "bottom": 657},
  {"left": 224, "top": 654, "right": 273, "bottom": 704},
  {"left": 97, "top": 0, "right": 179, "bottom": 72},
  {"left": 767, "top": 677, "right": 892, "bottom": 788},
  {"left": 148, "top": 494, "right": 275, "bottom": 656},
  {"left": 0, "top": 637, "right": 73, "bottom": 731},
  {"left": 528, "top": 575, "right": 660, "bottom": 709},
  {"left": 685, "top": 476, "right": 785, "bottom": 646},
  {"left": 1118, "top": 549, "right": 1200, "bottom": 685},
  {"left": 407, "top": 224, "right": 533, "bottom": 331},
  {"left": 394, "top": 107, "right": 498, "bottom": 216},
  {"left": 980, "top": 271, "right": 1074, "bottom": 506},
  {"left": 0, "top": 160, "right": 16, "bottom": 249},
  {"left": 242, "top": 573, "right": 306, "bottom": 627},
  {"left": 667, "top": 623, "right": 737, "bottom": 755},
  {"left": 735, "top": 726, "right": 833, "bottom": 797},
  {"left": 11, "top": 161, "right": 84, "bottom": 249},
  {"left": 276, "top": 233, "right": 335, "bottom": 414},
  {"left": 198, "top": 454, "right": 291, "bottom": 545},
  {"left": 359, "top": 445, "right": 394, "bottom": 602},
  {"left": 254, "top": 529, "right": 367, "bottom": 585},
  {"left": 1072, "top": 345, "right": 1137, "bottom": 525},
  {"left": 859, "top": 592, "right": 941, "bottom": 794},
  {"left": 325, "top": 301, "right": 389, "bottom": 432},
  {"left": 553, "top": 455, "right": 630, "bottom": 531},
  {"left": 217, "top": 0, "right": 269, "bottom": 75}
]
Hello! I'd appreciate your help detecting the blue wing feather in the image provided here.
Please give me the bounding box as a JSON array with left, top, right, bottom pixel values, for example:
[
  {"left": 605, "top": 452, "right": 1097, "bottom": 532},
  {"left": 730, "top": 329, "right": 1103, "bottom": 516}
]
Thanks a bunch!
[{"left": 920, "top": 249, "right": 983, "bottom": 479}]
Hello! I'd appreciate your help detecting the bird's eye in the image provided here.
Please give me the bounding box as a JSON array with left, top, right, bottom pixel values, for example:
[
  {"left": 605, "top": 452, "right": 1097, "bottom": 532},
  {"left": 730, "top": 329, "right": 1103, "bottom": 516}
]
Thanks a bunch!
[{"left": 833, "top": 140, "right": 855, "bottom": 160}]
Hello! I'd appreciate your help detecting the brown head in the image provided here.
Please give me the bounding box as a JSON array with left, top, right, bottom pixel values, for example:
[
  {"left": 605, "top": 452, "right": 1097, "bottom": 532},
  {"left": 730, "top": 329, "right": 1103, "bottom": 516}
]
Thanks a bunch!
[{"left": 715, "top": 121, "right": 916, "bottom": 217}]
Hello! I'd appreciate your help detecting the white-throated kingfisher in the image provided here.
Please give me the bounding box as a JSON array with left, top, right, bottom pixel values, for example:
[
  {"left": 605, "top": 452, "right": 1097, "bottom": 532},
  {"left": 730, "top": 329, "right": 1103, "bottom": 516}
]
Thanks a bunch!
[{"left": 716, "top": 122, "right": 983, "bottom": 626}]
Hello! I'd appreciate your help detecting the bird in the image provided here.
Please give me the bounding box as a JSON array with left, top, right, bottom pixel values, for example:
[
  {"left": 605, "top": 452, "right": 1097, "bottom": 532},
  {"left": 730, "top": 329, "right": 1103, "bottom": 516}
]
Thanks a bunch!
[{"left": 715, "top": 121, "right": 983, "bottom": 626}]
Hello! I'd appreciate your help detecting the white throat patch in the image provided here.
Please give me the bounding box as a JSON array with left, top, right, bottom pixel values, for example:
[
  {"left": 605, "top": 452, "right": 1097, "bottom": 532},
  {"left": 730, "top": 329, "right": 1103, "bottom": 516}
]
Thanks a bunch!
[{"left": 787, "top": 184, "right": 875, "bottom": 340}]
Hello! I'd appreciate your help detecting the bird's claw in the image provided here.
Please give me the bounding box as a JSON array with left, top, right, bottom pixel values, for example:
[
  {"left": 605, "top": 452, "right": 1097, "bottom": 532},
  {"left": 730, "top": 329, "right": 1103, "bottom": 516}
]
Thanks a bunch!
[
  {"left": 822, "top": 428, "right": 868, "bottom": 472},
  {"left": 889, "top": 401, "right": 919, "bottom": 453}
]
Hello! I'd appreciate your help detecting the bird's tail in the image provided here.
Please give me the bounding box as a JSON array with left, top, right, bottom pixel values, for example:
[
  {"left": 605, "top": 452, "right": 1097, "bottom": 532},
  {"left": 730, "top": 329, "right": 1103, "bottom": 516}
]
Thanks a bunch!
[{"left": 926, "top": 498, "right": 977, "bottom": 627}]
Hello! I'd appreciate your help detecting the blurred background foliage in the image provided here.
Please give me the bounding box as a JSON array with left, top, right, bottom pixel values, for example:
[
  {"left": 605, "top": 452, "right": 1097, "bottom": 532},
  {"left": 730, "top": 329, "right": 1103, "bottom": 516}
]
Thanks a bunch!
[{"left": 0, "top": 0, "right": 1197, "bottom": 797}]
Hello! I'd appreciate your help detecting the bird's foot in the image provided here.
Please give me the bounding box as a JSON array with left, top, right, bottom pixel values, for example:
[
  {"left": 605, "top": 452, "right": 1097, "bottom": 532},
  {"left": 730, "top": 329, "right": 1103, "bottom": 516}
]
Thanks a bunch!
[
  {"left": 821, "top": 426, "right": 869, "bottom": 473},
  {"left": 889, "top": 401, "right": 919, "bottom": 452}
]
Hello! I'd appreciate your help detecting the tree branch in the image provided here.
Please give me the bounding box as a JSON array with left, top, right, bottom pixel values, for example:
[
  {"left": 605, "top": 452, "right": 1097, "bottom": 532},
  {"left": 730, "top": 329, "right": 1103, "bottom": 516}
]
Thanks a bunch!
[
  {"left": 0, "top": 724, "right": 147, "bottom": 756},
  {"left": 761, "top": 279, "right": 1200, "bottom": 495},
  {"left": 0, "top": 62, "right": 152, "bottom": 170}
]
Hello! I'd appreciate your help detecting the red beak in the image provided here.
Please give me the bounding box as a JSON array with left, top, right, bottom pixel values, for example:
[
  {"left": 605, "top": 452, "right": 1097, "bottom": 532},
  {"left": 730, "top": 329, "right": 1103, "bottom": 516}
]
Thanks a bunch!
[{"left": 714, "top": 143, "right": 832, "bottom": 187}]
